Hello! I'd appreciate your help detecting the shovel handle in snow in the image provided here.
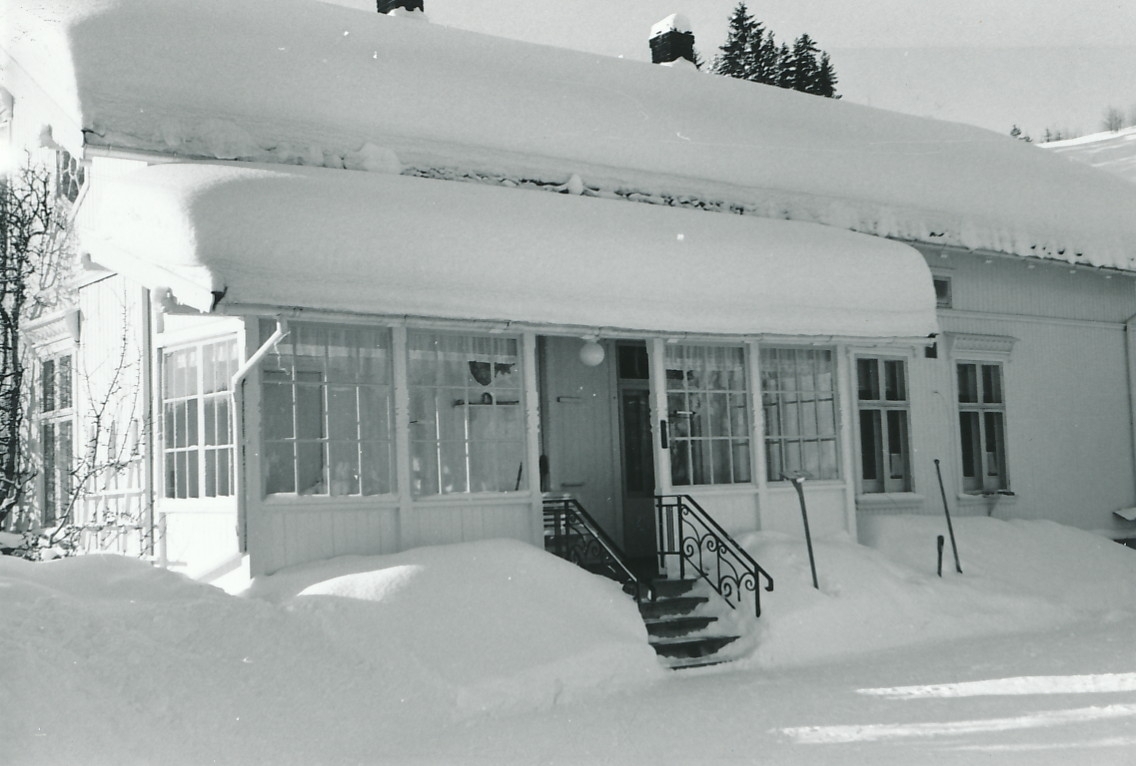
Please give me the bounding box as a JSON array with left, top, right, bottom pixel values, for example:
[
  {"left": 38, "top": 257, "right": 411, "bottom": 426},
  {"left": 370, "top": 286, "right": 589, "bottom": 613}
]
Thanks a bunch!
[
  {"left": 937, "top": 534, "right": 945, "bottom": 577},
  {"left": 783, "top": 473, "right": 819, "bottom": 590},
  {"left": 934, "top": 459, "right": 963, "bottom": 574}
]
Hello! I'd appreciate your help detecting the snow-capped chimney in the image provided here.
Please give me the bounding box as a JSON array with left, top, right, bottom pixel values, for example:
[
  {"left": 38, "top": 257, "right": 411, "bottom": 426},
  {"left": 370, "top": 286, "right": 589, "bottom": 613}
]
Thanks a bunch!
[
  {"left": 649, "top": 14, "right": 696, "bottom": 67},
  {"left": 377, "top": 0, "right": 423, "bottom": 13}
]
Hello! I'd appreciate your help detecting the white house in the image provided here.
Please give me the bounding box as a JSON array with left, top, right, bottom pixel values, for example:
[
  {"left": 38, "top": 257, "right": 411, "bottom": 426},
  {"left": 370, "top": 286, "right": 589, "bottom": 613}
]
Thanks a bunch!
[{"left": 5, "top": 0, "right": 1136, "bottom": 591}]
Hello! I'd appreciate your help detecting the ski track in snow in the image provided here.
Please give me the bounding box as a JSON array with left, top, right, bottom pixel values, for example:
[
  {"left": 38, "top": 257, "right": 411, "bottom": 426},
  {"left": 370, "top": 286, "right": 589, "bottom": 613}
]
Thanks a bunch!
[
  {"left": 860, "top": 672, "right": 1136, "bottom": 699},
  {"left": 781, "top": 703, "right": 1136, "bottom": 744}
]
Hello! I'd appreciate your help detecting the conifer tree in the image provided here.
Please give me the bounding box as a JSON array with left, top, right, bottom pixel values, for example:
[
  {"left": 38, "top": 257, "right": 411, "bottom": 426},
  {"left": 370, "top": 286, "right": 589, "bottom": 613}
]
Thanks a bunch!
[
  {"left": 814, "top": 52, "right": 839, "bottom": 98},
  {"left": 789, "top": 34, "right": 819, "bottom": 94},
  {"left": 711, "top": 3, "right": 757, "bottom": 80}
]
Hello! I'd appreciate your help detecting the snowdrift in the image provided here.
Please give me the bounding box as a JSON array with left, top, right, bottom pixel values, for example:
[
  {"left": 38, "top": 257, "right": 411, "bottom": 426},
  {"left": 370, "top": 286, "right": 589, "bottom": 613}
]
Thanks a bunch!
[
  {"left": 738, "top": 515, "right": 1136, "bottom": 669},
  {"left": 3, "top": 517, "right": 1136, "bottom": 763}
]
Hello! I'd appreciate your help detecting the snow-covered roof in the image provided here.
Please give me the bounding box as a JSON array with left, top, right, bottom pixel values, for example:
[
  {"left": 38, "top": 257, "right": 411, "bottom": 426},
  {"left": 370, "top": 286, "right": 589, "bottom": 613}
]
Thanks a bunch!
[
  {"left": 81, "top": 162, "right": 938, "bottom": 339},
  {"left": 1041, "top": 127, "right": 1136, "bottom": 186},
  {"left": 6, "top": 0, "right": 1136, "bottom": 271}
]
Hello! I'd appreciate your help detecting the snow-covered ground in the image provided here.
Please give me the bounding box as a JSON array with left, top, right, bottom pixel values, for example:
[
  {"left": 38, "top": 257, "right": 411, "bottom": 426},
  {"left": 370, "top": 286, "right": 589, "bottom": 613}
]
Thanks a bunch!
[
  {"left": 3, "top": 515, "right": 1136, "bottom": 764},
  {"left": 1042, "top": 127, "right": 1136, "bottom": 185}
]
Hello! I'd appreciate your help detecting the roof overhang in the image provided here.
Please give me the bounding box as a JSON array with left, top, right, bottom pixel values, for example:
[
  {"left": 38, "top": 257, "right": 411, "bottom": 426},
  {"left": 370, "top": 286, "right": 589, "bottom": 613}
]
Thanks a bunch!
[{"left": 80, "top": 162, "right": 939, "bottom": 340}]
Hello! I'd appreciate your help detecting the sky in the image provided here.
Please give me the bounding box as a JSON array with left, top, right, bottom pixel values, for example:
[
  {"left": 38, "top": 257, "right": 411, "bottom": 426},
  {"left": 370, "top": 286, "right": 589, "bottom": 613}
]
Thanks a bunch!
[
  {"left": 396, "top": 0, "right": 1136, "bottom": 138},
  {"left": 419, "top": 0, "right": 1136, "bottom": 60}
]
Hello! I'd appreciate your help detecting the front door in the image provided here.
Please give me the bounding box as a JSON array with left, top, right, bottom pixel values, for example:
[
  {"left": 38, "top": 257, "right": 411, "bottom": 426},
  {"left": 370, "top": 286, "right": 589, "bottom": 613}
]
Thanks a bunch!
[
  {"left": 539, "top": 337, "right": 660, "bottom": 557},
  {"left": 616, "top": 344, "right": 656, "bottom": 558}
]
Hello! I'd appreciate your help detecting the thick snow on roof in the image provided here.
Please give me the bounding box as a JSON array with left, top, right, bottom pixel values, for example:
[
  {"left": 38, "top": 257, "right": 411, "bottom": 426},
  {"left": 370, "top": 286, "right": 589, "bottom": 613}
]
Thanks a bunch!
[
  {"left": 6, "top": 0, "right": 1136, "bottom": 270},
  {"left": 1041, "top": 127, "right": 1136, "bottom": 185},
  {"left": 82, "top": 162, "right": 938, "bottom": 338}
]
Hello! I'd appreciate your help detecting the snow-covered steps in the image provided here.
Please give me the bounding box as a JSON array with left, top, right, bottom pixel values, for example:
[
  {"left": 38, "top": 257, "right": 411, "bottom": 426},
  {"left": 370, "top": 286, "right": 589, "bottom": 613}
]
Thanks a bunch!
[{"left": 636, "top": 577, "right": 743, "bottom": 670}]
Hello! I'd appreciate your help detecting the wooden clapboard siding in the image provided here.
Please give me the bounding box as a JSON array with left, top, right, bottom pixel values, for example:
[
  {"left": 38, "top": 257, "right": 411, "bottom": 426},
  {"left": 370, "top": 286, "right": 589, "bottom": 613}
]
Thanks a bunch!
[
  {"left": 74, "top": 274, "right": 150, "bottom": 534},
  {"left": 895, "top": 247, "right": 1136, "bottom": 533}
]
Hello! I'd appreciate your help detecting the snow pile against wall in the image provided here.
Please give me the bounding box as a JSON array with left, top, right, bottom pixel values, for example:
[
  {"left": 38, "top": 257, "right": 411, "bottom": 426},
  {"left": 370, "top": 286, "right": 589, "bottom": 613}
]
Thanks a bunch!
[
  {"left": 738, "top": 515, "right": 1136, "bottom": 669},
  {"left": 1042, "top": 127, "right": 1136, "bottom": 185},
  {"left": 82, "top": 161, "right": 939, "bottom": 338},
  {"left": 7, "top": 0, "right": 1136, "bottom": 269},
  {"left": 0, "top": 541, "right": 661, "bottom": 763},
  {"left": 248, "top": 539, "right": 664, "bottom": 714}
]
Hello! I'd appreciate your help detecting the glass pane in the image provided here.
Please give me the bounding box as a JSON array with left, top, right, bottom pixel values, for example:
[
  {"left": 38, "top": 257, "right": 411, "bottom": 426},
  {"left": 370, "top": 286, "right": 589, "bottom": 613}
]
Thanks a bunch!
[
  {"left": 262, "top": 382, "right": 294, "bottom": 440},
  {"left": 295, "top": 385, "right": 325, "bottom": 441},
  {"left": 819, "top": 439, "right": 838, "bottom": 480},
  {"left": 691, "top": 439, "right": 710, "bottom": 485},
  {"left": 204, "top": 399, "right": 218, "bottom": 446},
  {"left": 860, "top": 409, "right": 881, "bottom": 482},
  {"left": 708, "top": 393, "right": 728, "bottom": 438},
  {"left": 766, "top": 440, "right": 783, "bottom": 482},
  {"left": 857, "top": 358, "right": 878, "bottom": 401},
  {"left": 711, "top": 439, "right": 731, "bottom": 484},
  {"left": 984, "top": 412, "right": 1005, "bottom": 484},
  {"left": 327, "top": 386, "right": 359, "bottom": 440},
  {"left": 329, "top": 441, "right": 360, "bottom": 496},
  {"left": 359, "top": 388, "right": 391, "bottom": 442},
  {"left": 411, "top": 439, "right": 440, "bottom": 496},
  {"left": 265, "top": 442, "right": 295, "bottom": 494},
  {"left": 42, "top": 359, "right": 55, "bottom": 411},
  {"left": 817, "top": 397, "right": 836, "bottom": 437},
  {"left": 959, "top": 411, "right": 981, "bottom": 489},
  {"left": 164, "top": 403, "right": 177, "bottom": 449},
  {"left": 184, "top": 400, "right": 198, "bottom": 448},
  {"left": 885, "top": 360, "right": 906, "bottom": 401},
  {"left": 296, "top": 441, "right": 326, "bottom": 495},
  {"left": 733, "top": 440, "right": 752, "bottom": 483},
  {"left": 983, "top": 365, "right": 1003, "bottom": 404},
  {"left": 186, "top": 451, "right": 199, "bottom": 499},
  {"left": 957, "top": 364, "right": 978, "bottom": 403},
  {"left": 361, "top": 441, "right": 393, "bottom": 496},
  {"left": 802, "top": 440, "right": 821, "bottom": 479},
  {"left": 619, "top": 345, "right": 649, "bottom": 380},
  {"left": 58, "top": 356, "right": 72, "bottom": 409},
  {"left": 439, "top": 440, "right": 469, "bottom": 494},
  {"left": 887, "top": 410, "right": 908, "bottom": 482},
  {"left": 164, "top": 452, "right": 177, "bottom": 499},
  {"left": 205, "top": 451, "right": 217, "bottom": 497},
  {"left": 670, "top": 440, "right": 691, "bottom": 486}
]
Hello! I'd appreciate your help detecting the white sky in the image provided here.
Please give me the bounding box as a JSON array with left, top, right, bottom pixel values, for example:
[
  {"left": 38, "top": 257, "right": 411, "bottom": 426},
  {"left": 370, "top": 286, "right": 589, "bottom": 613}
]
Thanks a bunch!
[{"left": 418, "top": 1, "right": 1136, "bottom": 60}]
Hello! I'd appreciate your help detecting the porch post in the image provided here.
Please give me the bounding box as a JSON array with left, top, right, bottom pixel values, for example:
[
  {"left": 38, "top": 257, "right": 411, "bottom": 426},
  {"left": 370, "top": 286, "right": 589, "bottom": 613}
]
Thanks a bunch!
[
  {"left": 392, "top": 325, "right": 411, "bottom": 548},
  {"left": 522, "top": 331, "right": 543, "bottom": 545}
]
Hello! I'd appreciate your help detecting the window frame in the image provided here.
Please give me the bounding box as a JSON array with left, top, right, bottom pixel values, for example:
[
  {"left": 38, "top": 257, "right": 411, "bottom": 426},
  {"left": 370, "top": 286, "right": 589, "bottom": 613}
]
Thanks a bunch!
[
  {"left": 406, "top": 329, "right": 526, "bottom": 497},
  {"left": 854, "top": 355, "right": 913, "bottom": 494},
  {"left": 955, "top": 359, "right": 1010, "bottom": 494},
  {"left": 664, "top": 342, "right": 753, "bottom": 488},
  {"left": 37, "top": 351, "right": 75, "bottom": 525},
  {"left": 160, "top": 336, "right": 240, "bottom": 502},
  {"left": 259, "top": 322, "right": 396, "bottom": 499},
  {"left": 759, "top": 346, "right": 841, "bottom": 483}
]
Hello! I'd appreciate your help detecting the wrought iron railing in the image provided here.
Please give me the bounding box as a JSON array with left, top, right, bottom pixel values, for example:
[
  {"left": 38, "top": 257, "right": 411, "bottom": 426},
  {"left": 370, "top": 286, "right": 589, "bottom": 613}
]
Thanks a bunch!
[
  {"left": 655, "top": 494, "right": 774, "bottom": 617},
  {"left": 542, "top": 496, "right": 649, "bottom": 600}
]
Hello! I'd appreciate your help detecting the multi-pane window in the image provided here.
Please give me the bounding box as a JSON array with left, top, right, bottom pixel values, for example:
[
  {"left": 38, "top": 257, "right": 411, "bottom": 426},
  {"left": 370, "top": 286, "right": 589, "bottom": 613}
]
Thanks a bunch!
[
  {"left": 407, "top": 332, "right": 524, "bottom": 496},
  {"left": 262, "top": 323, "right": 394, "bottom": 497},
  {"left": 665, "top": 344, "right": 751, "bottom": 486},
  {"left": 957, "top": 362, "right": 1008, "bottom": 492},
  {"left": 761, "top": 347, "right": 839, "bottom": 481},
  {"left": 163, "top": 339, "right": 239, "bottom": 499},
  {"left": 40, "top": 354, "right": 74, "bottom": 524},
  {"left": 857, "top": 357, "right": 911, "bottom": 493},
  {"left": 56, "top": 150, "right": 86, "bottom": 203}
]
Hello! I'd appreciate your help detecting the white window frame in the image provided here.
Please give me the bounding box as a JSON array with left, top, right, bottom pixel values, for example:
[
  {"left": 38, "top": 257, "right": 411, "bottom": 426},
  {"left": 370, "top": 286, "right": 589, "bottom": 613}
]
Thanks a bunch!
[
  {"left": 854, "top": 355, "right": 913, "bottom": 494},
  {"left": 759, "top": 346, "right": 841, "bottom": 482},
  {"left": 406, "top": 329, "right": 526, "bottom": 497},
  {"left": 947, "top": 333, "right": 1015, "bottom": 495},
  {"left": 956, "top": 360, "right": 1009, "bottom": 493},
  {"left": 260, "top": 322, "right": 396, "bottom": 499},
  {"left": 37, "top": 351, "right": 75, "bottom": 525},
  {"left": 664, "top": 342, "right": 753, "bottom": 487},
  {"left": 160, "top": 336, "right": 239, "bottom": 500}
]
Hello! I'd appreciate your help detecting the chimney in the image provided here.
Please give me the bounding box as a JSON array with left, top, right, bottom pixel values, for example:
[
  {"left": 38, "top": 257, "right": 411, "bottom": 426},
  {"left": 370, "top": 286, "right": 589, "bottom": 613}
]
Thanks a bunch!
[
  {"left": 649, "top": 14, "right": 696, "bottom": 67},
  {"left": 377, "top": 0, "right": 423, "bottom": 13}
]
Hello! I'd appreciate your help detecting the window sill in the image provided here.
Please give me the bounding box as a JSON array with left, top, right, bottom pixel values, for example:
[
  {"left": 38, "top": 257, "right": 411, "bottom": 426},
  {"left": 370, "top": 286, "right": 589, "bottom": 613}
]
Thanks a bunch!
[
  {"left": 956, "top": 491, "right": 1017, "bottom": 511},
  {"left": 856, "top": 493, "right": 925, "bottom": 513}
]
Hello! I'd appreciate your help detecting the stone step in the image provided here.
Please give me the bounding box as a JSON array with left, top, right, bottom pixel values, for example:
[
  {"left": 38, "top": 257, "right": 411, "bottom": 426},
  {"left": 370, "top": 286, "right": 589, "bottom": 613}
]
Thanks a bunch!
[
  {"left": 642, "top": 614, "right": 719, "bottom": 638},
  {"left": 637, "top": 595, "right": 708, "bottom": 619},
  {"left": 650, "top": 634, "right": 741, "bottom": 661}
]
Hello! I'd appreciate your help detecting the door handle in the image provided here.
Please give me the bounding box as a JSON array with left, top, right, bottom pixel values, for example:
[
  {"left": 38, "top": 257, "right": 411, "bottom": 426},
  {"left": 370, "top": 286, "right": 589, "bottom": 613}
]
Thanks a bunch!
[{"left": 660, "top": 418, "right": 668, "bottom": 449}]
